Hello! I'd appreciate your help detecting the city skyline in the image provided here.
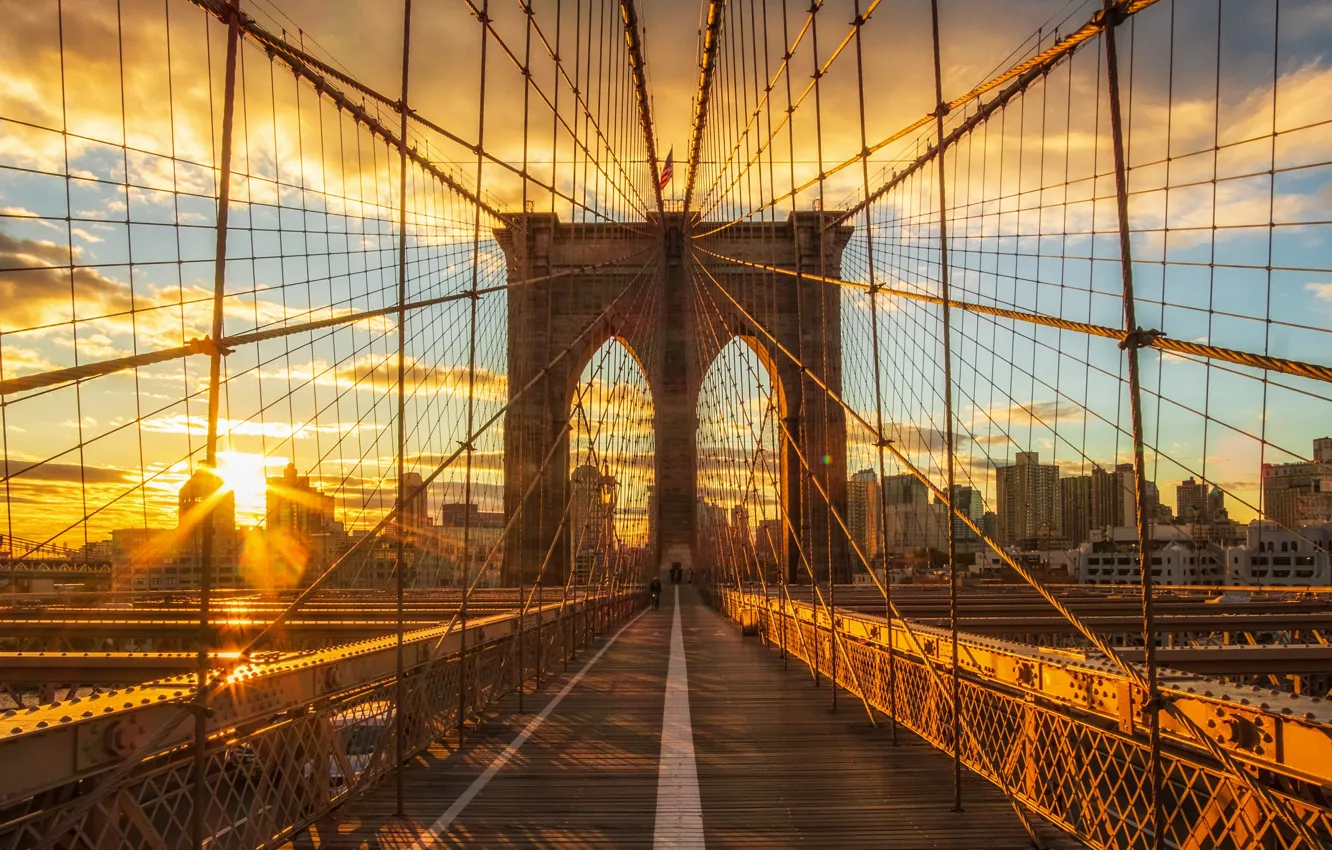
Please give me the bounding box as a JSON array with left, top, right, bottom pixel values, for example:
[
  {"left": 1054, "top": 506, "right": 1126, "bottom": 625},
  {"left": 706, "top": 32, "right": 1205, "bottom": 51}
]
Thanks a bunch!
[{"left": 7, "top": 0, "right": 1332, "bottom": 560}]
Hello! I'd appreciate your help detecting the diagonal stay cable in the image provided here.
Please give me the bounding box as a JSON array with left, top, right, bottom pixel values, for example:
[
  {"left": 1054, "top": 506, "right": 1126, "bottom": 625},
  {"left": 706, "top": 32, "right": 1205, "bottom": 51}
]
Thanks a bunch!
[
  {"left": 695, "top": 248, "right": 1332, "bottom": 386},
  {"left": 0, "top": 247, "right": 655, "bottom": 398},
  {"left": 691, "top": 0, "right": 827, "bottom": 216},
  {"left": 186, "top": 0, "right": 512, "bottom": 226},
  {"left": 460, "top": 0, "right": 651, "bottom": 219},
  {"left": 687, "top": 261, "right": 884, "bottom": 726},
  {"left": 689, "top": 256, "right": 1044, "bottom": 842},
  {"left": 693, "top": 0, "right": 1162, "bottom": 237},
  {"left": 690, "top": 248, "right": 1322, "bottom": 846},
  {"left": 32, "top": 246, "right": 661, "bottom": 850},
  {"left": 696, "top": 0, "right": 891, "bottom": 222},
  {"left": 421, "top": 270, "right": 660, "bottom": 664}
]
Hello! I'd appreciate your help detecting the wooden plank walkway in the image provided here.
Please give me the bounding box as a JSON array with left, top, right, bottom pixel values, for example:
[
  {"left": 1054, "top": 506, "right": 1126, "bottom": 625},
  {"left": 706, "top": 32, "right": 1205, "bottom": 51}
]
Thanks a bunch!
[{"left": 286, "top": 586, "right": 1065, "bottom": 848}]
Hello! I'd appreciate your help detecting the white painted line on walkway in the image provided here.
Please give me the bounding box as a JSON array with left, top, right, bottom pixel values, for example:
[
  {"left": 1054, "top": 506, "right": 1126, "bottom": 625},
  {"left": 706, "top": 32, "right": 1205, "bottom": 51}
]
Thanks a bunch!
[
  {"left": 653, "top": 585, "right": 705, "bottom": 848},
  {"left": 412, "top": 606, "right": 651, "bottom": 847}
]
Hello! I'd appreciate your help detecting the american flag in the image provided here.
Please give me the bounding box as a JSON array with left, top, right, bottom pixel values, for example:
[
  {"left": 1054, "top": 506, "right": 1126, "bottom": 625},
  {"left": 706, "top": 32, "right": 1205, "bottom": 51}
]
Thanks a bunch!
[{"left": 658, "top": 147, "right": 674, "bottom": 192}]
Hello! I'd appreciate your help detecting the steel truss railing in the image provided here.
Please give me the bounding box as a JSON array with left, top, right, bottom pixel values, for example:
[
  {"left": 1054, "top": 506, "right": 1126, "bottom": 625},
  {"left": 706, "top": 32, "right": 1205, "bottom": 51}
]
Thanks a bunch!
[
  {"left": 1, "top": 0, "right": 662, "bottom": 846},
  {"left": 0, "top": 590, "right": 644, "bottom": 850},
  {"left": 687, "top": 0, "right": 1332, "bottom": 844},
  {"left": 716, "top": 589, "right": 1332, "bottom": 850}
]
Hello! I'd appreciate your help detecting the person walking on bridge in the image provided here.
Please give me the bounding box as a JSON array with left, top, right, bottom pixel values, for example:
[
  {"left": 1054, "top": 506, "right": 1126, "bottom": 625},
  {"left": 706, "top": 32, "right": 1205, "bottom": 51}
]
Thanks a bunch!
[{"left": 649, "top": 575, "right": 662, "bottom": 610}]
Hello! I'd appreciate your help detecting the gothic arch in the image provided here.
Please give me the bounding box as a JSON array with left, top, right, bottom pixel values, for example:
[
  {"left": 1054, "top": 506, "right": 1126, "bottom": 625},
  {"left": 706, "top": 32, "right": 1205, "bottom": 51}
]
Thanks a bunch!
[{"left": 497, "top": 211, "right": 851, "bottom": 585}]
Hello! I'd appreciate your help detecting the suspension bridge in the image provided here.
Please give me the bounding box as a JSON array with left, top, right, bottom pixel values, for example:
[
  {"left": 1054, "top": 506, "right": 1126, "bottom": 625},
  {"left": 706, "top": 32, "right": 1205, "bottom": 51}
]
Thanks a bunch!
[{"left": 1, "top": 0, "right": 1331, "bottom": 846}]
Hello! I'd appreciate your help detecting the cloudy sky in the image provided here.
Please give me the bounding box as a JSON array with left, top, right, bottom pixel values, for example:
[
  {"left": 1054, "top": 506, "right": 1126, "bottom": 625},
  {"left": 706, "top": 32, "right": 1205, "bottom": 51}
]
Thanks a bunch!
[{"left": 2, "top": 0, "right": 1331, "bottom": 561}]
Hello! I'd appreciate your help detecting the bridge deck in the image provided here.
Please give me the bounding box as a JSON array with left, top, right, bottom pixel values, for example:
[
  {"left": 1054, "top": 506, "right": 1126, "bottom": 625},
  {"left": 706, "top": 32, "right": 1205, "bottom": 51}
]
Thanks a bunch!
[{"left": 289, "top": 587, "right": 1055, "bottom": 848}]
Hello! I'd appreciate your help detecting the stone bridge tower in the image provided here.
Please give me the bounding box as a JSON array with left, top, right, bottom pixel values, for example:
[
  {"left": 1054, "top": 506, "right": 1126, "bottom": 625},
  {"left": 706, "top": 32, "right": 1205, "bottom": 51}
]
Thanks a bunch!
[{"left": 496, "top": 212, "right": 852, "bottom": 586}]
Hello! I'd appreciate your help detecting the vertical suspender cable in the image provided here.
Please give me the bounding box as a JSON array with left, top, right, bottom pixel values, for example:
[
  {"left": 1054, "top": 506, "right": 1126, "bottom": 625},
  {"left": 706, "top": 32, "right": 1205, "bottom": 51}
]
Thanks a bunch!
[
  {"left": 393, "top": 0, "right": 413, "bottom": 817},
  {"left": 1101, "top": 2, "right": 1162, "bottom": 845},
  {"left": 928, "top": 0, "right": 962, "bottom": 813},
  {"left": 460, "top": 0, "right": 491, "bottom": 751},
  {"left": 756, "top": 0, "right": 790, "bottom": 668},
  {"left": 194, "top": 2, "right": 240, "bottom": 846},
  {"left": 777, "top": 0, "right": 815, "bottom": 685},
  {"left": 517, "top": 0, "right": 534, "bottom": 713},
  {"left": 852, "top": 0, "right": 896, "bottom": 744},
  {"left": 552, "top": 0, "right": 572, "bottom": 674},
  {"left": 808, "top": 0, "right": 836, "bottom": 712}
]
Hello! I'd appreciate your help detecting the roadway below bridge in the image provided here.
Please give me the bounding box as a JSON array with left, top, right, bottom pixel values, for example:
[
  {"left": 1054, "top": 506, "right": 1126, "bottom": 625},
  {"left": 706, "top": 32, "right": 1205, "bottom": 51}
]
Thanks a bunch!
[{"left": 286, "top": 586, "right": 1072, "bottom": 849}]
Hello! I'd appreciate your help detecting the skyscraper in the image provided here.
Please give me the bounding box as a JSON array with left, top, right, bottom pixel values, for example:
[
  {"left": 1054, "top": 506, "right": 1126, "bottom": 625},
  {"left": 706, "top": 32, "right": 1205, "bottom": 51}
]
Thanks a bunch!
[
  {"left": 1090, "top": 463, "right": 1160, "bottom": 531},
  {"left": 266, "top": 462, "right": 338, "bottom": 537},
  {"left": 264, "top": 462, "right": 342, "bottom": 585},
  {"left": 848, "top": 468, "right": 880, "bottom": 559},
  {"left": 696, "top": 497, "right": 730, "bottom": 572},
  {"left": 731, "top": 503, "right": 751, "bottom": 548},
  {"left": 881, "top": 473, "right": 947, "bottom": 553},
  {"left": 944, "top": 485, "right": 983, "bottom": 548},
  {"left": 1261, "top": 438, "right": 1332, "bottom": 530},
  {"left": 571, "top": 464, "right": 617, "bottom": 581},
  {"left": 175, "top": 468, "right": 240, "bottom": 589},
  {"left": 883, "top": 473, "right": 929, "bottom": 506},
  {"left": 1176, "top": 477, "right": 1206, "bottom": 522},
  {"left": 995, "top": 452, "right": 1060, "bottom": 545},
  {"left": 1090, "top": 464, "right": 1137, "bottom": 530},
  {"left": 754, "top": 517, "right": 784, "bottom": 569},
  {"left": 399, "top": 471, "right": 429, "bottom": 534},
  {"left": 1060, "top": 475, "right": 1093, "bottom": 545}
]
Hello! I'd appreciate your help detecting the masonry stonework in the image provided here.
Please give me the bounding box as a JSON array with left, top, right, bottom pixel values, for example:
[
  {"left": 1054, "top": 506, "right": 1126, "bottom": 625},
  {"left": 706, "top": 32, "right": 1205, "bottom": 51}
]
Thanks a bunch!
[{"left": 495, "top": 211, "right": 851, "bottom": 586}]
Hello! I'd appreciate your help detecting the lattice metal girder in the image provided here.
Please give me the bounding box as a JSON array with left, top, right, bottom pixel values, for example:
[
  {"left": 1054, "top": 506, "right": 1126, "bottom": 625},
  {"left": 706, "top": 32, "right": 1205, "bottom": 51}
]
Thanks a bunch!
[
  {"left": 0, "top": 596, "right": 603, "bottom": 804},
  {"left": 899, "top": 612, "right": 1332, "bottom": 635},
  {"left": 21, "top": 599, "right": 532, "bottom": 613},
  {"left": 765, "top": 594, "right": 1332, "bottom": 787},
  {"left": 0, "top": 562, "right": 112, "bottom": 575},
  {"left": 0, "top": 619, "right": 463, "bottom": 640}
]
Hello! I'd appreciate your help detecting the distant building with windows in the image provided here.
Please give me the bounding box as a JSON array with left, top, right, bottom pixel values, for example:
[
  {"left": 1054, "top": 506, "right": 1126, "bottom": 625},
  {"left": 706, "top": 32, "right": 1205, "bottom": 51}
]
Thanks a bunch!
[
  {"left": 120, "top": 469, "right": 242, "bottom": 592},
  {"left": 400, "top": 471, "right": 430, "bottom": 535},
  {"left": 1060, "top": 475, "right": 1093, "bottom": 545},
  {"left": 1227, "top": 521, "right": 1332, "bottom": 585},
  {"left": 262, "top": 462, "right": 343, "bottom": 586},
  {"left": 110, "top": 527, "right": 170, "bottom": 591},
  {"left": 1261, "top": 438, "right": 1332, "bottom": 530},
  {"left": 1069, "top": 519, "right": 1331, "bottom": 587},
  {"left": 878, "top": 472, "right": 947, "bottom": 554},
  {"left": 847, "top": 469, "right": 880, "bottom": 561},
  {"left": 882, "top": 473, "right": 929, "bottom": 507},
  {"left": 571, "top": 464, "right": 617, "bottom": 583},
  {"left": 1089, "top": 463, "right": 1161, "bottom": 533},
  {"left": 1071, "top": 525, "right": 1225, "bottom": 586},
  {"left": 422, "top": 502, "right": 505, "bottom": 588},
  {"left": 996, "top": 452, "right": 1060, "bottom": 545},
  {"left": 753, "top": 518, "right": 785, "bottom": 573},
  {"left": 944, "top": 485, "right": 984, "bottom": 551},
  {"left": 731, "top": 504, "right": 751, "bottom": 549},
  {"left": 1176, "top": 477, "right": 1227, "bottom": 525}
]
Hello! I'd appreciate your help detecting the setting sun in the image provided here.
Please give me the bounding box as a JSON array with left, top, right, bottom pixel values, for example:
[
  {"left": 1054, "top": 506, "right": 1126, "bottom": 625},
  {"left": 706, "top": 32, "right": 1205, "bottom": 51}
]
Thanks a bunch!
[{"left": 214, "top": 452, "right": 279, "bottom": 526}]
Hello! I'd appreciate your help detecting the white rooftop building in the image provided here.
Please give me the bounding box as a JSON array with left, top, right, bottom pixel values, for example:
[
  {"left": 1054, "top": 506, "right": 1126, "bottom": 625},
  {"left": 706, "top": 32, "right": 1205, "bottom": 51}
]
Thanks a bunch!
[
  {"left": 1225, "top": 521, "right": 1332, "bottom": 586},
  {"left": 1071, "top": 525, "right": 1226, "bottom": 586}
]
